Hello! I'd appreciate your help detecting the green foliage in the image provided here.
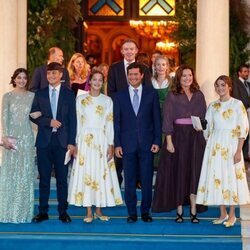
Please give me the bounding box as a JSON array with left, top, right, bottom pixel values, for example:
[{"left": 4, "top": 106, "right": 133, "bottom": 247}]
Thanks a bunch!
[
  {"left": 170, "top": 0, "right": 197, "bottom": 69},
  {"left": 27, "top": 0, "right": 82, "bottom": 76},
  {"left": 229, "top": 0, "right": 250, "bottom": 76},
  {"left": 170, "top": 0, "right": 250, "bottom": 74}
]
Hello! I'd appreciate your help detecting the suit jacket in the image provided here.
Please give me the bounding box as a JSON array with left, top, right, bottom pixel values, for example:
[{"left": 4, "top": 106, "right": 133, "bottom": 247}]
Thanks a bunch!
[
  {"left": 30, "top": 85, "right": 76, "bottom": 148},
  {"left": 30, "top": 64, "right": 70, "bottom": 92},
  {"left": 232, "top": 78, "right": 250, "bottom": 109},
  {"left": 107, "top": 60, "right": 152, "bottom": 99},
  {"left": 114, "top": 86, "right": 161, "bottom": 154}
]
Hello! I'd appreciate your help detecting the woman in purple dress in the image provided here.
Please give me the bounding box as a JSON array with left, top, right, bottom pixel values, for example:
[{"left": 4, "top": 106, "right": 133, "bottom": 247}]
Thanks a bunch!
[{"left": 152, "top": 65, "right": 207, "bottom": 223}]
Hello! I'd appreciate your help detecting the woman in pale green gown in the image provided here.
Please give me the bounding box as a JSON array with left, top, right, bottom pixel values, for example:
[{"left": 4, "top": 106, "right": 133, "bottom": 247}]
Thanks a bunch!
[
  {"left": 0, "top": 68, "right": 35, "bottom": 223},
  {"left": 151, "top": 55, "right": 172, "bottom": 168}
]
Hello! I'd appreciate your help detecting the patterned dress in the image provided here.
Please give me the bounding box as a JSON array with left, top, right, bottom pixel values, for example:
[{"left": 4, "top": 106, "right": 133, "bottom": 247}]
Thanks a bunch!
[
  {"left": 196, "top": 98, "right": 250, "bottom": 205},
  {"left": 68, "top": 93, "right": 122, "bottom": 207},
  {"left": 0, "top": 91, "right": 35, "bottom": 223}
]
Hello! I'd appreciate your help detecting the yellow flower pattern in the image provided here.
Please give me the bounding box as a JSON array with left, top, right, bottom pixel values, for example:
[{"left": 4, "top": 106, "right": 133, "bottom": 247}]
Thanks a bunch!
[
  {"left": 84, "top": 134, "right": 94, "bottom": 146},
  {"left": 75, "top": 192, "right": 84, "bottom": 204},
  {"left": 231, "top": 125, "right": 241, "bottom": 138},
  {"left": 235, "top": 168, "right": 244, "bottom": 180},
  {"left": 222, "top": 109, "right": 233, "bottom": 120},
  {"left": 198, "top": 186, "right": 205, "bottom": 193},
  {"left": 81, "top": 95, "right": 93, "bottom": 106},
  {"left": 108, "top": 160, "right": 116, "bottom": 171},
  {"left": 196, "top": 99, "right": 250, "bottom": 206},
  {"left": 222, "top": 189, "right": 230, "bottom": 201},
  {"left": 79, "top": 154, "right": 84, "bottom": 166},
  {"left": 212, "top": 102, "right": 221, "bottom": 111},
  {"left": 115, "top": 198, "right": 123, "bottom": 205},
  {"left": 214, "top": 179, "right": 221, "bottom": 188},
  {"left": 220, "top": 147, "right": 229, "bottom": 160},
  {"left": 96, "top": 105, "right": 104, "bottom": 116},
  {"left": 106, "top": 113, "right": 113, "bottom": 122},
  {"left": 68, "top": 94, "right": 123, "bottom": 208},
  {"left": 91, "top": 181, "right": 99, "bottom": 191}
]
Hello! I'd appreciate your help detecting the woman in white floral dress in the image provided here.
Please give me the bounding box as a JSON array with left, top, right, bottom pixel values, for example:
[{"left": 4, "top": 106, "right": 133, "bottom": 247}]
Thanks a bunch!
[
  {"left": 68, "top": 71, "right": 122, "bottom": 223},
  {"left": 196, "top": 75, "right": 250, "bottom": 227}
]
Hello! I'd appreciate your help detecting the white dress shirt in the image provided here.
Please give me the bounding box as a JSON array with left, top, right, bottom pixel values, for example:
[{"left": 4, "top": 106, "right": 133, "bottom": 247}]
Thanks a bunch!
[{"left": 129, "top": 84, "right": 142, "bottom": 107}]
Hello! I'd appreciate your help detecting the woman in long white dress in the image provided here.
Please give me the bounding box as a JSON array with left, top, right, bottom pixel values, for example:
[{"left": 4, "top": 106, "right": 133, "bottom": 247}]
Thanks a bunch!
[
  {"left": 196, "top": 75, "right": 250, "bottom": 227},
  {"left": 68, "top": 71, "right": 122, "bottom": 223}
]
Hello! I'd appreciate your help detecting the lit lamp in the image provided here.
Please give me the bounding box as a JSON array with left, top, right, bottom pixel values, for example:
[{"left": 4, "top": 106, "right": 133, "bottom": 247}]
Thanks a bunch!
[
  {"left": 156, "top": 40, "right": 177, "bottom": 52},
  {"left": 129, "top": 20, "right": 178, "bottom": 40}
]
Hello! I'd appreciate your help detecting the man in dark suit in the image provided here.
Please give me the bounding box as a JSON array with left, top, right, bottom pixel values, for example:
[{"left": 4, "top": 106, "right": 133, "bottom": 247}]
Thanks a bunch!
[
  {"left": 232, "top": 64, "right": 250, "bottom": 160},
  {"left": 114, "top": 62, "right": 161, "bottom": 223},
  {"left": 30, "top": 47, "right": 70, "bottom": 92},
  {"left": 30, "top": 62, "right": 76, "bottom": 223},
  {"left": 107, "top": 39, "right": 152, "bottom": 186}
]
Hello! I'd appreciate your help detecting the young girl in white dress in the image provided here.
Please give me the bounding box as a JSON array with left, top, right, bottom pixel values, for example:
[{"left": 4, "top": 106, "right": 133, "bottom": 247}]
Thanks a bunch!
[
  {"left": 68, "top": 71, "right": 122, "bottom": 223},
  {"left": 196, "top": 75, "right": 250, "bottom": 227}
]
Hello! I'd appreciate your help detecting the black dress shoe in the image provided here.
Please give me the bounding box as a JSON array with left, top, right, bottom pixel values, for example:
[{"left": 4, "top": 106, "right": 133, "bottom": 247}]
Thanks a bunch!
[
  {"left": 32, "top": 213, "right": 49, "bottom": 223},
  {"left": 127, "top": 215, "right": 138, "bottom": 223},
  {"left": 141, "top": 213, "right": 153, "bottom": 222},
  {"left": 59, "top": 213, "right": 71, "bottom": 223}
]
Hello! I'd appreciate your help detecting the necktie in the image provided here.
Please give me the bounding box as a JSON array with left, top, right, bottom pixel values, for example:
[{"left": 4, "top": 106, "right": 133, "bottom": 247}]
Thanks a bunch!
[
  {"left": 244, "top": 81, "right": 250, "bottom": 95},
  {"left": 132, "top": 89, "right": 139, "bottom": 115},
  {"left": 51, "top": 88, "right": 57, "bottom": 119}
]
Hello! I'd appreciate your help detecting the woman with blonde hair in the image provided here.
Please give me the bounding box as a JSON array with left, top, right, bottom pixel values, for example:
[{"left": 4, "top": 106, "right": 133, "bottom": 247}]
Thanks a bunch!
[{"left": 67, "top": 53, "right": 90, "bottom": 96}]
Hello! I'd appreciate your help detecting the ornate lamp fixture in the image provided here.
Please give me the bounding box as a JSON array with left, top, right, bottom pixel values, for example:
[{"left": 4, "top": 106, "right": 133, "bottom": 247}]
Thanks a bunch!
[{"left": 129, "top": 20, "right": 178, "bottom": 40}]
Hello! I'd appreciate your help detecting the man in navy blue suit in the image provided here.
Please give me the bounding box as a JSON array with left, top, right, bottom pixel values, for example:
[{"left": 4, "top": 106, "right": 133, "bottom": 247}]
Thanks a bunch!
[
  {"left": 114, "top": 62, "right": 161, "bottom": 223},
  {"left": 30, "top": 47, "right": 70, "bottom": 92},
  {"left": 107, "top": 39, "right": 152, "bottom": 186},
  {"left": 30, "top": 62, "right": 76, "bottom": 223}
]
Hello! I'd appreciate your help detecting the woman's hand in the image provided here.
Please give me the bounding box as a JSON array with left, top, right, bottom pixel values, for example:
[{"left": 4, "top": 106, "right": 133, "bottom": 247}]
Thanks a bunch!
[
  {"left": 166, "top": 141, "right": 175, "bottom": 153},
  {"left": 166, "top": 135, "right": 175, "bottom": 153},
  {"left": 233, "top": 150, "right": 241, "bottom": 164},
  {"left": 107, "top": 145, "right": 114, "bottom": 162}
]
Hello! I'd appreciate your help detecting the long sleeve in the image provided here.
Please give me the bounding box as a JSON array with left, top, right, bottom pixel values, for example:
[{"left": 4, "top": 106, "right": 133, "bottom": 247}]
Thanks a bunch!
[
  {"left": 107, "top": 64, "right": 117, "bottom": 99},
  {"left": 113, "top": 95, "right": 121, "bottom": 147},
  {"left": 29, "top": 92, "right": 51, "bottom": 127},
  {"left": 152, "top": 90, "right": 162, "bottom": 146},
  {"left": 75, "top": 96, "right": 82, "bottom": 145},
  {"left": 237, "top": 101, "right": 249, "bottom": 139},
  {"left": 162, "top": 92, "right": 174, "bottom": 135},
  {"left": 203, "top": 103, "right": 214, "bottom": 140},
  {"left": 67, "top": 90, "right": 77, "bottom": 145},
  {"left": 105, "top": 97, "right": 114, "bottom": 145},
  {"left": 1, "top": 93, "right": 9, "bottom": 137}
]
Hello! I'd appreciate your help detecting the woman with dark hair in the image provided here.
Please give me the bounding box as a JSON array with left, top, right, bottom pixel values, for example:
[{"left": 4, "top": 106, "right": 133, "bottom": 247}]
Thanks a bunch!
[
  {"left": 196, "top": 75, "right": 250, "bottom": 227},
  {"left": 0, "top": 68, "right": 35, "bottom": 223},
  {"left": 152, "top": 64, "right": 207, "bottom": 223}
]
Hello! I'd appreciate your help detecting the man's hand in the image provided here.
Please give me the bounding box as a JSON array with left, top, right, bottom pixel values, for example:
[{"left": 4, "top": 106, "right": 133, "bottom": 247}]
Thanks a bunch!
[
  {"left": 67, "top": 144, "right": 76, "bottom": 156},
  {"left": 151, "top": 144, "right": 159, "bottom": 153},
  {"left": 115, "top": 146, "right": 123, "bottom": 158},
  {"left": 50, "top": 119, "right": 62, "bottom": 129}
]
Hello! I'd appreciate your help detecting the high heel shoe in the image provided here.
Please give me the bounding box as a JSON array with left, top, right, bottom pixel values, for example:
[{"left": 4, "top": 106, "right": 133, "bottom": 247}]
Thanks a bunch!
[
  {"left": 224, "top": 217, "right": 237, "bottom": 228},
  {"left": 83, "top": 217, "right": 93, "bottom": 223},
  {"left": 175, "top": 213, "right": 184, "bottom": 223},
  {"left": 94, "top": 213, "right": 110, "bottom": 221},
  {"left": 212, "top": 215, "right": 228, "bottom": 225},
  {"left": 190, "top": 212, "right": 200, "bottom": 223}
]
